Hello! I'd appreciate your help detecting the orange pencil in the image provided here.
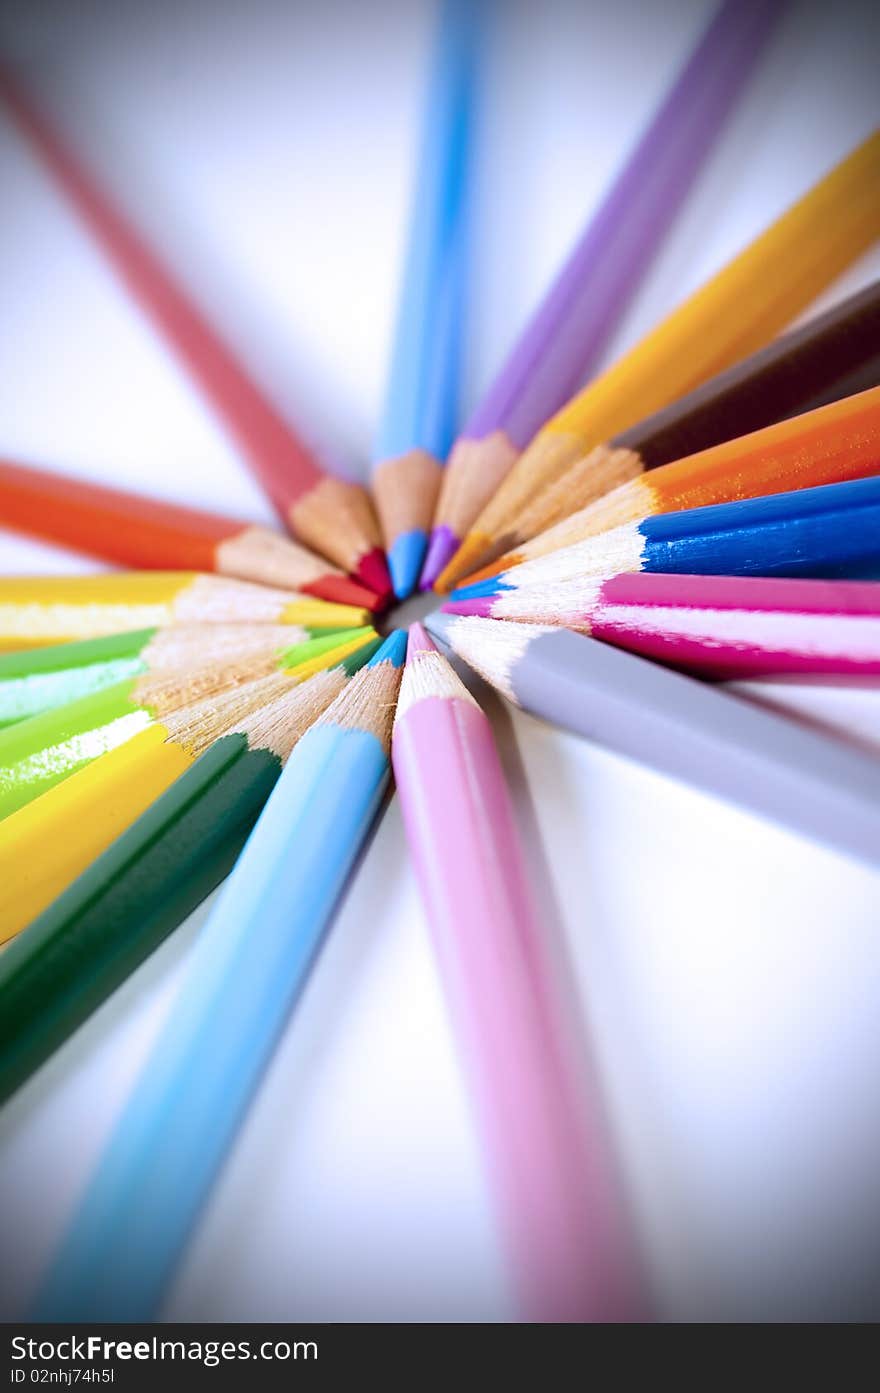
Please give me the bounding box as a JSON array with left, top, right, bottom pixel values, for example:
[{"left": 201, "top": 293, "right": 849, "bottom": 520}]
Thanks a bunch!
[
  {"left": 0, "top": 65, "right": 391, "bottom": 602},
  {"left": 459, "top": 386, "right": 880, "bottom": 581},
  {"left": 0, "top": 458, "right": 378, "bottom": 609}
]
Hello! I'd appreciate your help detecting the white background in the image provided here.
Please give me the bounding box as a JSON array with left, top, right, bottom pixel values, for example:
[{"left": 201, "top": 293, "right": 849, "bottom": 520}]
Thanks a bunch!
[{"left": 1, "top": 0, "right": 880, "bottom": 1321}]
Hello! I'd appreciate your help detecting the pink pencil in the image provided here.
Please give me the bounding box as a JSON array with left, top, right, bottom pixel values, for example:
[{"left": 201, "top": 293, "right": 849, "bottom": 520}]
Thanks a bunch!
[
  {"left": 392, "top": 623, "right": 643, "bottom": 1321},
  {"left": 443, "top": 573, "right": 880, "bottom": 679}
]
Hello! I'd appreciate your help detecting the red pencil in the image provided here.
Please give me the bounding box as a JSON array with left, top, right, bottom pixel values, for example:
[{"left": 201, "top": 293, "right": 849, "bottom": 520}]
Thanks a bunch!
[{"left": 0, "top": 65, "right": 391, "bottom": 602}]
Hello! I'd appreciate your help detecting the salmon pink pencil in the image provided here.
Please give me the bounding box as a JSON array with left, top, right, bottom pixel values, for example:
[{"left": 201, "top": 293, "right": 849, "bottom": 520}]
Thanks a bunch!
[
  {"left": 391, "top": 623, "right": 642, "bottom": 1321},
  {"left": 444, "top": 573, "right": 880, "bottom": 678},
  {"left": 0, "top": 66, "right": 391, "bottom": 601}
]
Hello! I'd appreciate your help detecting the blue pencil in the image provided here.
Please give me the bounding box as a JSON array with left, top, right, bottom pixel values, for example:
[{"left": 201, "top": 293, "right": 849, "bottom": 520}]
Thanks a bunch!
[
  {"left": 33, "top": 630, "right": 407, "bottom": 1322},
  {"left": 451, "top": 475, "right": 880, "bottom": 601},
  {"left": 371, "top": 0, "right": 481, "bottom": 600}
]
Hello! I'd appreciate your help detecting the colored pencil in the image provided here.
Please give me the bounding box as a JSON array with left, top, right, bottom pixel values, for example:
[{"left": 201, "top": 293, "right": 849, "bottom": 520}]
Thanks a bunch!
[
  {"left": 609, "top": 280, "right": 880, "bottom": 473},
  {"left": 420, "top": 0, "right": 783, "bottom": 587},
  {"left": 0, "top": 622, "right": 353, "bottom": 728},
  {"left": 438, "top": 131, "right": 880, "bottom": 587},
  {"left": 391, "top": 624, "right": 641, "bottom": 1320},
  {"left": 33, "top": 631, "right": 406, "bottom": 1321},
  {"left": 0, "top": 457, "right": 380, "bottom": 609},
  {"left": 461, "top": 385, "right": 880, "bottom": 581},
  {"left": 371, "top": 0, "right": 479, "bottom": 599},
  {"left": 0, "top": 625, "right": 375, "bottom": 821},
  {"left": 0, "top": 637, "right": 382, "bottom": 1104},
  {"left": 0, "top": 631, "right": 383, "bottom": 944},
  {"left": 0, "top": 66, "right": 392, "bottom": 600},
  {"left": 445, "top": 574, "right": 880, "bottom": 679},
  {"left": 504, "top": 279, "right": 880, "bottom": 549},
  {"left": 425, "top": 613, "right": 880, "bottom": 868},
  {"left": 0, "top": 571, "right": 368, "bottom": 651},
  {"left": 453, "top": 477, "right": 880, "bottom": 605}
]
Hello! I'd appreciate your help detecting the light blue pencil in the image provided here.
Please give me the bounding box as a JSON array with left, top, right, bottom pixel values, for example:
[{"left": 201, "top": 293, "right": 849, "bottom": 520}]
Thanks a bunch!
[
  {"left": 371, "top": 0, "right": 481, "bottom": 600},
  {"left": 33, "top": 630, "right": 408, "bottom": 1322}
]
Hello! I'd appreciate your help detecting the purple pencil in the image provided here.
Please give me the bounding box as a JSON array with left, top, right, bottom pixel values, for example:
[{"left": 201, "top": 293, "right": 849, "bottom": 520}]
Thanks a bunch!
[
  {"left": 392, "top": 623, "right": 643, "bottom": 1321},
  {"left": 420, "top": 0, "right": 784, "bottom": 589}
]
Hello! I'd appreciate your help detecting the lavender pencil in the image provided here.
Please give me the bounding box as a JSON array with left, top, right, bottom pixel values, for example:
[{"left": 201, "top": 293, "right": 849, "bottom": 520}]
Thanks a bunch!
[{"left": 421, "top": 0, "right": 783, "bottom": 587}]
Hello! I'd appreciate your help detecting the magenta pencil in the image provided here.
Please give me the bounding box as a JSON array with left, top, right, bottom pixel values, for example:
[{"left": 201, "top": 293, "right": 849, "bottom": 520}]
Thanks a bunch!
[
  {"left": 443, "top": 573, "right": 880, "bottom": 679},
  {"left": 445, "top": 571, "right": 880, "bottom": 679},
  {"left": 391, "top": 623, "right": 642, "bottom": 1321}
]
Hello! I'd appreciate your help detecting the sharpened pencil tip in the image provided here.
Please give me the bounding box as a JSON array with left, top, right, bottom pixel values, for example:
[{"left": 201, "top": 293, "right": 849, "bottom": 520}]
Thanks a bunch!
[
  {"left": 369, "top": 629, "right": 408, "bottom": 668},
  {"left": 423, "top": 611, "right": 453, "bottom": 648},
  {"left": 442, "top": 596, "right": 494, "bottom": 617},
  {"left": 387, "top": 530, "right": 427, "bottom": 600},
  {"left": 450, "top": 577, "right": 507, "bottom": 601},
  {"left": 406, "top": 621, "right": 436, "bottom": 657},
  {"left": 308, "top": 575, "right": 382, "bottom": 610},
  {"left": 419, "top": 527, "right": 459, "bottom": 590},
  {"left": 354, "top": 549, "right": 394, "bottom": 609}
]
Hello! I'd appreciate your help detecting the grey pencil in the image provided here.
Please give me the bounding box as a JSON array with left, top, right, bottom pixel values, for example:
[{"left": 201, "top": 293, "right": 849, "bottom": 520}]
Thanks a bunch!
[{"left": 424, "top": 613, "right": 880, "bottom": 869}]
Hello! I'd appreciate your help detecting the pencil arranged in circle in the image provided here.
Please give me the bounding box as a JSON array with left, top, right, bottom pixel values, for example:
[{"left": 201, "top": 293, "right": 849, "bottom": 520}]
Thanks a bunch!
[
  {"left": 0, "top": 630, "right": 383, "bottom": 944},
  {"left": 445, "top": 573, "right": 880, "bottom": 679},
  {"left": 0, "top": 625, "right": 376, "bottom": 821},
  {"left": 0, "top": 622, "right": 355, "bottom": 728},
  {"left": 0, "top": 458, "right": 381, "bottom": 609},
  {"left": 461, "top": 385, "right": 880, "bottom": 581},
  {"left": 425, "top": 613, "right": 880, "bottom": 869},
  {"left": 505, "top": 279, "right": 880, "bottom": 549},
  {"left": 420, "top": 0, "right": 784, "bottom": 588},
  {"left": 33, "top": 631, "right": 406, "bottom": 1321},
  {"left": 454, "top": 476, "right": 880, "bottom": 605},
  {"left": 371, "top": 0, "right": 480, "bottom": 599},
  {"left": 0, "top": 571, "right": 368, "bottom": 651},
  {"left": 392, "top": 625, "right": 642, "bottom": 1320},
  {"left": 611, "top": 280, "right": 880, "bottom": 469},
  {"left": 438, "top": 131, "right": 880, "bottom": 587},
  {"left": 0, "top": 65, "right": 392, "bottom": 600},
  {"left": 0, "top": 635, "right": 382, "bottom": 1105}
]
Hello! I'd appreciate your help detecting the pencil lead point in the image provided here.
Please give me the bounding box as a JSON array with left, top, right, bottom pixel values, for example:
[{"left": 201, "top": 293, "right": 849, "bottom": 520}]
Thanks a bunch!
[
  {"left": 309, "top": 575, "right": 381, "bottom": 610},
  {"left": 354, "top": 549, "right": 394, "bottom": 609},
  {"left": 406, "top": 621, "right": 436, "bottom": 657},
  {"left": 369, "top": 629, "right": 408, "bottom": 668},
  {"left": 450, "top": 577, "right": 507, "bottom": 601},
  {"left": 442, "top": 596, "right": 495, "bottom": 617},
  {"left": 387, "top": 531, "right": 427, "bottom": 600},
  {"left": 419, "top": 527, "right": 459, "bottom": 590}
]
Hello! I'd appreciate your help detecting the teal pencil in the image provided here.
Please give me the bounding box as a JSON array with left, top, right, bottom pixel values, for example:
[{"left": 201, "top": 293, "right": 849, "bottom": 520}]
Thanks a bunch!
[{"left": 33, "top": 630, "right": 407, "bottom": 1322}]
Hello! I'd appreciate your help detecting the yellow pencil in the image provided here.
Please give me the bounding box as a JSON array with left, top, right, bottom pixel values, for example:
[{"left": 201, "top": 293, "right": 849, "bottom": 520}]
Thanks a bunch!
[
  {"left": 0, "top": 572, "right": 369, "bottom": 650},
  {"left": 439, "top": 131, "right": 880, "bottom": 587}
]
